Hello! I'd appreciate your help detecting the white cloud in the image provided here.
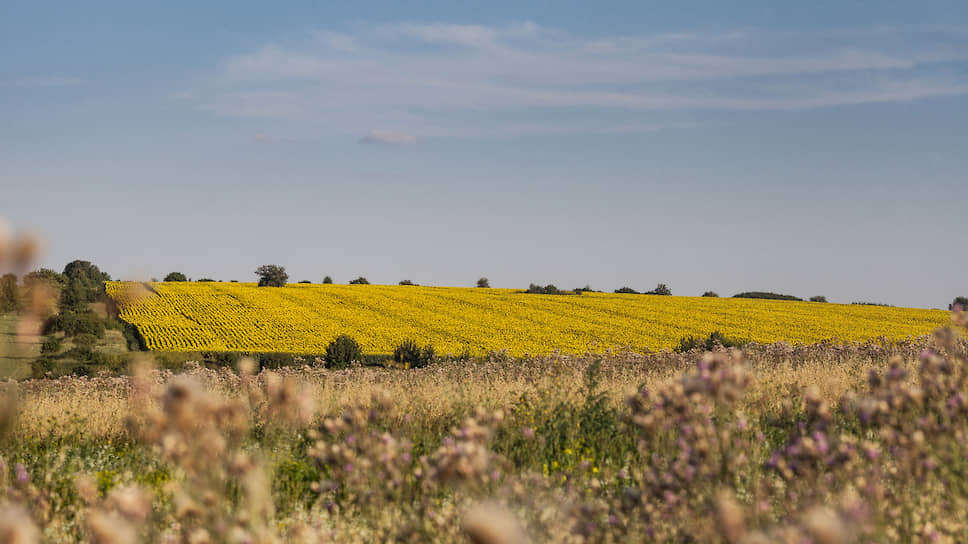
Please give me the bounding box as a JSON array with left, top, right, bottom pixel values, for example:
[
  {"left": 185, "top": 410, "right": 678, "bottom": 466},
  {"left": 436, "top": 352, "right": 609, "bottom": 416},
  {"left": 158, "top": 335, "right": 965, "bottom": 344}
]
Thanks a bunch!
[
  {"left": 360, "top": 129, "right": 417, "bottom": 145},
  {"left": 186, "top": 23, "right": 968, "bottom": 138}
]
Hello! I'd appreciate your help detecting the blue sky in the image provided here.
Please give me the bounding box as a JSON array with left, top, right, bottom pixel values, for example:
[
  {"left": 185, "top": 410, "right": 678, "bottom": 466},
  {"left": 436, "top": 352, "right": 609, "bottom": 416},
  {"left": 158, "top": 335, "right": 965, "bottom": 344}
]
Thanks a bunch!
[{"left": 2, "top": 1, "right": 966, "bottom": 308}]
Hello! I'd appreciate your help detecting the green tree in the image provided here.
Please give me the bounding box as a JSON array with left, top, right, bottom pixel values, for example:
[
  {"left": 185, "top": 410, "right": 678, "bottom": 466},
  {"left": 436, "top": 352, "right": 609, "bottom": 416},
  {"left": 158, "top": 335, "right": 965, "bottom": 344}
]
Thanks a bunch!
[
  {"left": 648, "top": 283, "right": 672, "bottom": 296},
  {"left": 23, "top": 268, "right": 66, "bottom": 288},
  {"left": 61, "top": 260, "right": 111, "bottom": 306},
  {"left": 809, "top": 296, "right": 828, "bottom": 303},
  {"left": 399, "top": 279, "right": 417, "bottom": 286},
  {"left": 477, "top": 277, "right": 490, "bottom": 288},
  {"left": 349, "top": 277, "right": 369, "bottom": 285},
  {"left": 701, "top": 291, "right": 719, "bottom": 297},
  {"left": 164, "top": 272, "right": 188, "bottom": 282},
  {"left": 0, "top": 274, "right": 20, "bottom": 312},
  {"left": 952, "top": 296, "right": 968, "bottom": 310},
  {"left": 255, "top": 265, "right": 288, "bottom": 287},
  {"left": 322, "top": 276, "right": 333, "bottom": 284}
]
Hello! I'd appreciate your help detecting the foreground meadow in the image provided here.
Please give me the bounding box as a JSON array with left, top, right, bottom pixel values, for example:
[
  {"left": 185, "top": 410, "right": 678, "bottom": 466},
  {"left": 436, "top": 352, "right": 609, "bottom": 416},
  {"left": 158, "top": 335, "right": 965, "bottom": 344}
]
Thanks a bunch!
[
  {"left": 2, "top": 310, "right": 968, "bottom": 542},
  {"left": 106, "top": 281, "right": 947, "bottom": 355}
]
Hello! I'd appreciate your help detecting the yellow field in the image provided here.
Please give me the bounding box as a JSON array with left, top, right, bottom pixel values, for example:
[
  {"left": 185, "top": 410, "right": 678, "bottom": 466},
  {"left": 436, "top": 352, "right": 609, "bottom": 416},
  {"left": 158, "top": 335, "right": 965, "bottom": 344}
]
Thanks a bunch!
[{"left": 105, "top": 281, "right": 948, "bottom": 355}]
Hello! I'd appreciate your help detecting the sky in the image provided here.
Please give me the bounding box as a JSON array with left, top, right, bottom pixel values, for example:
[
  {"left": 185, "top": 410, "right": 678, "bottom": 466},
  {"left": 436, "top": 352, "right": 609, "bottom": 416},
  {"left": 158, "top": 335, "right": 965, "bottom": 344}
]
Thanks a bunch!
[{"left": 1, "top": 1, "right": 966, "bottom": 309}]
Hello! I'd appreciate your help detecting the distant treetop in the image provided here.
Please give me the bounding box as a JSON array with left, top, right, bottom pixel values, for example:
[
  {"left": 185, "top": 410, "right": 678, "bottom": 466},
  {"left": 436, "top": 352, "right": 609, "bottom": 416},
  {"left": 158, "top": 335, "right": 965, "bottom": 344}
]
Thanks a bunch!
[
  {"left": 733, "top": 291, "right": 802, "bottom": 301},
  {"left": 349, "top": 276, "right": 370, "bottom": 285},
  {"left": 164, "top": 272, "right": 187, "bottom": 282},
  {"left": 255, "top": 265, "right": 288, "bottom": 287},
  {"left": 476, "top": 277, "right": 490, "bottom": 288}
]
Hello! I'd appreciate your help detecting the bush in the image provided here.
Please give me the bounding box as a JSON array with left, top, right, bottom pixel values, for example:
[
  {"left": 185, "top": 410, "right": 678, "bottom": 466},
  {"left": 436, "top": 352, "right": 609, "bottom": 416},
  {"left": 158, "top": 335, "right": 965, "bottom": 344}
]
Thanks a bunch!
[
  {"left": 0, "top": 273, "right": 20, "bottom": 312},
  {"left": 325, "top": 334, "right": 363, "bottom": 369},
  {"left": 197, "top": 278, "right": 216, "bottom": 282},
  {"left": 255, "top": 265, "right": 288, "bottom": 287},
  {"left": 646, "top": 283, "right": 671, "bottom": 296},
  {"left": 392, "top": 339, "right": 435, "bottom": 369},
  {"left": 40, "top": 335, "right": 62, "bottom": 355},
  {"left": 257, "top": 352, "right": 293, "bottom": 370},
  {"left": 322, "top": 276, "right": 333, "bottom": 284},
  {"left": 164, "top": 272, "right": 187, "bottom": 282},
  {"left": 614, "top": 287, "right": 639, "bottom": 294},
  {"left": 525, "top": 283, "right": 576, "bottom": 295},
  {"left": 476, "top": 277, "right": 490, "bottom": 288},
  {"left": 733, "top": 291, "right": 802, "bottom": 301},
  {"left": 398, "top": 280, "right": 417, "bottom": 286},
  {"left": 23, "top": 268, "right": 66, "bottom": 288},
  {"left": 674, "top": 331, "right": 747, "bottom": 353},
  {"left": 349, "top": 277, "right": 370, "bottom": 285},
  {"left": 298, "top": 280, "right": 312, "bottom": 284},
  {"left": 809, "top": 296, "right": 828, "bottom": 303},
  {"left": 701, "top": 291, "right": 719, "bottom": 297},
  {"left": 574, "top": 285, "right": 597, "bottom": 293}
]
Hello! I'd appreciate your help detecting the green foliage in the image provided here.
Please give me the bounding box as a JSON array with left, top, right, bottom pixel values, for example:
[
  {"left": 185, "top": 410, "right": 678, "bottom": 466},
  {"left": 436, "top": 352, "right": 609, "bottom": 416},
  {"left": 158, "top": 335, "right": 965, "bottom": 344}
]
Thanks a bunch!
[
  {"left": 24, "top": 268, "right": 66, "bottom": 288},
  {"left": 255, "top": 265, "right": 288, "bottom": 287},
  {"left": 0, "top": 273, "right": 20, "bottom": 312},
  {"left": 733, "top": 291, "right": 803, "bottom": 301},
  {"left": 674, "top": 330, "right": 748, "bottom": 353},
  {"left": 702, "top": 291, "right": 719, "bottom": 297},
  {"left": 646, "top": 283, "right": 672, "bottom": 296},
  {"left": 40, "top": 335, "right": 62, "bottom": 355},
  {"left": 197, "top": 278, "right": 216, "bottom": 282},
  {"left": 322, "top": 276, "right": 333, "bottom": 284},
  {"left": 61, "top": 260, "right": 111, "bottom": 306},
  {"left": 44, "top": 310, "right": 106, "bottom": 338},
  {"left": 163, "top": 272, "right": 187, "bottom": 282},
  {"left": 851, "top": 301, "right": 894, "bottom": 307},
  {"left": 398, "top": 279, "right": 417, "bottom": 286},
  {"left": 951, "top": 296, "right": 968, "bottom": 310},
  {"left": 257, "top": 352, "right": 293, "bottom": 369},
  {"left": 614, "top": 286, "right": 639, "bottom": 294},
  {"left": 574, "top": 285, "right": 597, "bottom": 293},
  {"left": 325, "top": 334, "right": 363, "bottom": 369},
  {"left": 202, "top": 351, "right": 244, "bottom": 368},
  {"left": 809, "top": 295, "right": 828, "bottom": 303},
  {"left": 298, "top": 280, "right": 312, "bottom": 284},
  {"left": 525, "top": 284, "right": 577, "bottom": 295},
  {"left": 392, "top": 339, "right": 435, "bottom": 368},
  {"left": 348, "top": 277, "right": 370, "bottom": 285},
  {"left": 476, "top": 277, "right": 490, "bottom": 288}
]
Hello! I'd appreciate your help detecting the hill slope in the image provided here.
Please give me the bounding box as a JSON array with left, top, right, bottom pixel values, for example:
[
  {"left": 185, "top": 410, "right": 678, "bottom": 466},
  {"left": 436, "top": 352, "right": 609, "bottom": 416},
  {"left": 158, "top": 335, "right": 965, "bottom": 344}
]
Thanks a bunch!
[{"left": 105, "top": 282, "right": 949, "bottom": 356}]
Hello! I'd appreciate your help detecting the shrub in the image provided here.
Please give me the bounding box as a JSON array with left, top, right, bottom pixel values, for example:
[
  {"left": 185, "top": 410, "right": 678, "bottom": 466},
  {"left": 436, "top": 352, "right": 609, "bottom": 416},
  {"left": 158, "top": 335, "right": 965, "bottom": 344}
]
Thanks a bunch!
[
  {"left": 322, "top": 276, "right": 333, "bottom": 284},
  {"left": 674, "top": 331, "right": 747, "bottom": 353},
  {"left": 476, "top": 277, "right": 490, "bottom": 288},
  {"left": 257, "top": 352, "right": 293, "bottom": 369},
  {"left": 809, "top": 296, "right": 828, "bottom": 303},
  {"left": 40, "top": 335, "right": 62, "bottom": 355},
  {"left": 325, "top": 334, "right": 363, "bottom": 369},
  {"left": 392, "top": 339, "right": 435, "bottom": 369},
  {"left": 299, "top": 280, "right": 312, "bottom": 284},
  {"left": 733, "top": 291, "right": 802, "bottom": 301},
  {"left": 702, "top": 291, "right": 719, "bottom": 297},
  {"left": 399, "top": 280, "right": 417, "bottom": 286},
  {"left": 197, "top": 278, "right": 216, "bottom": 282},
  {"left": 574, "top": 285, "right": 597, "bottom": 293},
  {"left": 646, "top": 283, "right": 672, "bottom": 296},
  {"left": 164, "top": 272, "right": 187, "bottom": 282},
  {"left": 348, "top": 277, "right": 370, "bottom": 285},
  {"left": 614, "top": 287, "right": 639, "bottom": 294},
  {"left": 525, "top": 283, "right": 575, "bottom": 295},
  {"left": 0, "top": 273, "right": 20, "bottom": 312},
  {"left": 255, "top": 265, "right": 288, "bottom": 287}
]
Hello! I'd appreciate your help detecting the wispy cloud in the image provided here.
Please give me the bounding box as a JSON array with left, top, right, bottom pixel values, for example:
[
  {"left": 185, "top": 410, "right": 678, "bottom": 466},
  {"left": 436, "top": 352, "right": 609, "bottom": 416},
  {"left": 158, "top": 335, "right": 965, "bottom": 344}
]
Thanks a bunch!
[
  {"left": 187, "top": 22, "right": 968, "bottom": 138},
  {"left": 360, "top": 129, "right": 417, "bottom": 145}
]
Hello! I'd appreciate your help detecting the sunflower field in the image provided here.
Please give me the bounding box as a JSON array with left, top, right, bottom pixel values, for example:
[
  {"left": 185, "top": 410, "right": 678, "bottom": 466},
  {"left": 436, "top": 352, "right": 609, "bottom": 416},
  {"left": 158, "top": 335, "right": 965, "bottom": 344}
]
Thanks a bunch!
[{"left": 105, "top": 281, "right": 948, "bottom": 355}]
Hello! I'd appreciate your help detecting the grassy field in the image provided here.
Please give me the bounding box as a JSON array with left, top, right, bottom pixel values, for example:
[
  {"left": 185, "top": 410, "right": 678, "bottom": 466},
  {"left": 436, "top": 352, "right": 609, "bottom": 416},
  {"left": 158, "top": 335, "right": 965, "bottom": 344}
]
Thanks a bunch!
[
  {"left": 106, "top": 281, "right": 949, "bottom": 355},
  {"left": 2, "top": 319, "right": 967, "bottom": 542}
]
